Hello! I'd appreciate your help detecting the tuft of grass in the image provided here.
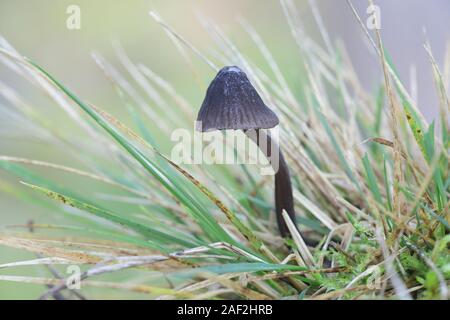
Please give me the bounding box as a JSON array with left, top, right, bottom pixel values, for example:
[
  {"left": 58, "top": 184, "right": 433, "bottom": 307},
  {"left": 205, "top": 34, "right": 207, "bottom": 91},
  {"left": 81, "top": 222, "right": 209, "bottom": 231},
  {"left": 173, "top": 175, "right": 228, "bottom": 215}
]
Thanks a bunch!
[{"left": 0, "top": 1, "right": 448, "bottom": 300}]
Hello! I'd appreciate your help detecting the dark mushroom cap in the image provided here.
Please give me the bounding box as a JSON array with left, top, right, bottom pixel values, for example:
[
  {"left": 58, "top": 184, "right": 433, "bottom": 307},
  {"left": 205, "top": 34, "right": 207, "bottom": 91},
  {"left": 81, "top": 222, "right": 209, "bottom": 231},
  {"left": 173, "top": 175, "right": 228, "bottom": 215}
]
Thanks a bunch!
[{"left": 196, "top": 66, "right": 279, "bottom": 132}]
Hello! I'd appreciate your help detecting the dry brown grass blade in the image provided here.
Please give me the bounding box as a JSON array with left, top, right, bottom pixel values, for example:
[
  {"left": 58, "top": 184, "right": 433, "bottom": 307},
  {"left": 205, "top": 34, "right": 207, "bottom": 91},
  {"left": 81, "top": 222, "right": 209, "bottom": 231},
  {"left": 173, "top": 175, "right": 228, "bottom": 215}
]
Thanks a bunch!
[
  {"left": 0, "top": 275, "right": 193, "bottom": 298},
  {"left": 149, "top": 11, "right": 218, "bottom": 72},
  {"left": 0, "top": 236, "right": 101, "bottom": 264},
  {"left": 282, "top": 210, "right": 315, "bottom": 267},
  {"left": 369, "top": 0, "right": 403, "bottom": 219},
  {"left": 0, "top": 257, "right": 73, "bottom": 269},
  {"left": 37, "top": 241, "right": 268, "bottom": 300},
  {"left": 195, "top": 272, "right": 271, "bottom": 300},
  {"left": 345, "top": 0, "right": 427, "bottom": 126},
  {"left": 424, "top": 41, "right": 450, "bottom": 131},
  {"left": 310, "top": 285, "right": 373, "bottom": 300},
  {"left": 293, "top": 190, "right": 338, "bottom": 231}
]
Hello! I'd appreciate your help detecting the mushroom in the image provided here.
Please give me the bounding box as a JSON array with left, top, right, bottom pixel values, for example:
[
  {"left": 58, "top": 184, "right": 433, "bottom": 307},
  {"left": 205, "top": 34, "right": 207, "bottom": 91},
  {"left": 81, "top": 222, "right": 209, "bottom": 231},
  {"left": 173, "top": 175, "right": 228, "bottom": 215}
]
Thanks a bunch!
[{"left": 196, "top": 66, "right": 297, "bottom": 237}]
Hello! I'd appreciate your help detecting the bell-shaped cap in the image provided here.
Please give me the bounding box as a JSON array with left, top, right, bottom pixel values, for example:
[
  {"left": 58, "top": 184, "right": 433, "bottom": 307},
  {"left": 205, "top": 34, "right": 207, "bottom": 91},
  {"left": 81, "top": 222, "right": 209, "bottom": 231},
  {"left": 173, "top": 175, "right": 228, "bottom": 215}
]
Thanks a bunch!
[{"left": 196, "top": 66, "right": 279, "bottom": 132}]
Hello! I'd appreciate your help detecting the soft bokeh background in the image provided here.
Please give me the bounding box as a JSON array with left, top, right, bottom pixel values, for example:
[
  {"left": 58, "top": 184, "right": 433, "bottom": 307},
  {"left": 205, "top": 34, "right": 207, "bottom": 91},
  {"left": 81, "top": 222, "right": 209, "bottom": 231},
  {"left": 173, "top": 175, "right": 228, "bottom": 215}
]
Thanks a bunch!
[{"left": 0, "top": 0, "right": 448, "bottom": 299}]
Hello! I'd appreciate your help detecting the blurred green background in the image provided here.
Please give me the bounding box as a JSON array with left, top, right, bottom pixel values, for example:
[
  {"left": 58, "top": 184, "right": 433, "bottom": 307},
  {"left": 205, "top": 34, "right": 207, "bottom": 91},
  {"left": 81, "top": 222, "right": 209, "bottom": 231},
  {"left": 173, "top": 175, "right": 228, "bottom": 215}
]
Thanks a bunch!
[{"left": 0, "top": 0, "right": 448, "bottom": 299}]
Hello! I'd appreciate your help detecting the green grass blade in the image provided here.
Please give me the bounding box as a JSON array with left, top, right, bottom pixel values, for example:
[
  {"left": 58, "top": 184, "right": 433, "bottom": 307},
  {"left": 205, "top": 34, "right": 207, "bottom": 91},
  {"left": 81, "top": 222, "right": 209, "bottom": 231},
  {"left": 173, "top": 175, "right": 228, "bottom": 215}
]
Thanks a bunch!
[
  {"left": 362, "top": 153, "right": 382, "bottom": 205},
  {"left": 28, "top": 60, "right": 236, "bottom": 244},
  {"left": 22, "top": 182, "right": 200, "bottom": 251}
]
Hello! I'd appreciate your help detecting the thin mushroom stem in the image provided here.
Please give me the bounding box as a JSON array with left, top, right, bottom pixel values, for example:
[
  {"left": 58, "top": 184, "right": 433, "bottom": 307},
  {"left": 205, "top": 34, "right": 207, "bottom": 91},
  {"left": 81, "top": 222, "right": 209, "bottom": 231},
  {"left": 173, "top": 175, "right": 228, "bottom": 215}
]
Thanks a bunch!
[{"left": 244, "top": 129, "right": 297, "bottom": 237}]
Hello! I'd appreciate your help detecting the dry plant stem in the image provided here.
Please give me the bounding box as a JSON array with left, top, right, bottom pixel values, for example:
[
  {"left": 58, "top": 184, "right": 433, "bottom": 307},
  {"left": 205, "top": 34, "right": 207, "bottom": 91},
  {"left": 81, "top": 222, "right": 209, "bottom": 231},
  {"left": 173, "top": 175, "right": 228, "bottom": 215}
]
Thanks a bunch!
[
  {"left": 245, "top": 130, "right": 297, "bottom": 237},
  {"left": 370, "top": 0, "right": 403, "bottom": 219},
  {"left": 38, "top": 241, "right": 265, "bottom": 299},
  {"left": 27, "top": 220, "right": 86, "bottom": 300}
]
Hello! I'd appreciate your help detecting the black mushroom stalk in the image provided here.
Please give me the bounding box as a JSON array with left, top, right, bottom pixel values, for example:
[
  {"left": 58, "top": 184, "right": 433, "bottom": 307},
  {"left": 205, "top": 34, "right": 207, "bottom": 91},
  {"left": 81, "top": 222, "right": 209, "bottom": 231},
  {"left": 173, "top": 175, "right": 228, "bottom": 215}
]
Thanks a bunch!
[{"left": 196, "top": 66, "right": 297, "bottom": 237}]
